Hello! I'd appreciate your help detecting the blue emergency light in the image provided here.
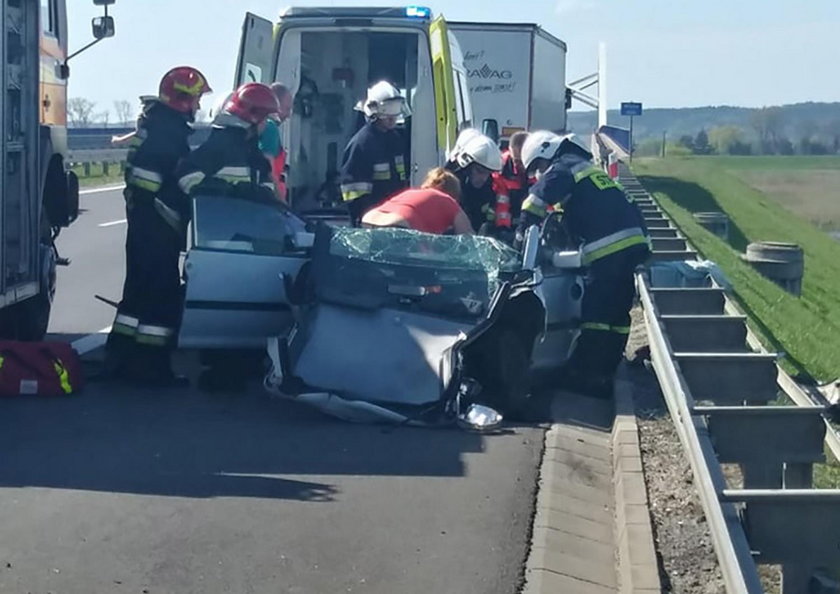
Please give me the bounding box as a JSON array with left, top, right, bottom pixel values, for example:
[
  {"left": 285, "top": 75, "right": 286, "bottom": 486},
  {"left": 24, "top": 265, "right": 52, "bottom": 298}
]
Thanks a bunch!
[{"left": 405, "top": 5, "right": 431, "bottom": 18}]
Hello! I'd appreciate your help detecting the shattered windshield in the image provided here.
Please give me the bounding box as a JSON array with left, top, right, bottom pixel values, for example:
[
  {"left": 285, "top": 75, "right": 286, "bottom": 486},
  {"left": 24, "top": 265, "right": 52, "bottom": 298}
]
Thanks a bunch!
[
  {"left": 330, "top": 228, "right": 522, "bottom": 275},
  {"left": 315, "top": 228, "right": 523, "bottom": 319}
]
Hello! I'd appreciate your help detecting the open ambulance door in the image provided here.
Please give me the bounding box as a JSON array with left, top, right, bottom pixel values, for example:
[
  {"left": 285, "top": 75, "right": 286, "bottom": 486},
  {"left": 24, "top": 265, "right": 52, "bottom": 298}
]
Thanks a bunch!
[
  {"left": 430, "top": 16, "right": 458, "bottom": 157},
  {"left": 234, "top": 13, "right": 276, "bottom": 87}
]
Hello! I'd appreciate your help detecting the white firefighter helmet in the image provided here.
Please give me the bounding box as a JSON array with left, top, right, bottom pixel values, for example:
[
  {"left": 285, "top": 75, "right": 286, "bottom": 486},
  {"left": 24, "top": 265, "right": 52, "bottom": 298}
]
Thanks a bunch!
[
  {"left": 456, "top": 133, "right": 503, "bottom": 171},
  {"left": 559, "top": 132, "right": 594, "bottom": 158},
  {"left": 521, "top": 130, "right": 592, "bottom": 172},
  {"left": 355, "top": 80, "right": 411, "bottom": 120},
  {"left": 448, "top": 128, "right": 482, "bottom": 163}
]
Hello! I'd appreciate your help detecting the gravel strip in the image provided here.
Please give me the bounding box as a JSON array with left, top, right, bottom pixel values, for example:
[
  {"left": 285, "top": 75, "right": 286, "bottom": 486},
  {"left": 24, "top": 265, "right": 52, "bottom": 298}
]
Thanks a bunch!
[
  {"left": 625, "top": 305, "right": 784, "bottom": 594},
  {"left": 625, "top": 305, "right": 726, "bottom": 594}
]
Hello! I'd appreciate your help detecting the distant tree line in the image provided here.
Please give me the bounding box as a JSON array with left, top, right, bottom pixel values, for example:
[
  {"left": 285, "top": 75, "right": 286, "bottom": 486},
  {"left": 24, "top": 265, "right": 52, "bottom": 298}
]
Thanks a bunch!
[
  {"left": 634, "top": 107, "right": 840, "bottom": 157},
  {"left": 67, "top": 97, "right": 211, "bottom": 128}
]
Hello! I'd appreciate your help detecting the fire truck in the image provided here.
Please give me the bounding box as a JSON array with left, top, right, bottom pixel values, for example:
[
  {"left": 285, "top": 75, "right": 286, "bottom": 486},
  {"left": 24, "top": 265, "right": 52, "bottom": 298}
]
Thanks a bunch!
[{"left": 0, "top": 0, "right": 115, "bottom": 339}]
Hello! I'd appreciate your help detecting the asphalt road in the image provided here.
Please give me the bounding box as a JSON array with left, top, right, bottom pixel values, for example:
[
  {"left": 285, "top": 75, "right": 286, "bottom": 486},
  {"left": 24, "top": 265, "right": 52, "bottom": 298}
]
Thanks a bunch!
[
  {"left": 49, "top": 185, "right": 129, "bottom": 338},
  {"left": 1, "top": 187, "right": 547, "bottom": 594}
]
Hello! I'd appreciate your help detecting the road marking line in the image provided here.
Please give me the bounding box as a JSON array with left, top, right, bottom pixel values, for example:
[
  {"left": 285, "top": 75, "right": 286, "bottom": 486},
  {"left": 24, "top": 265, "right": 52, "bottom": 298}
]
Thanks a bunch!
[
  {"left": 99, "top": 219, "right": 127, "bottom": 228},
  {"left": 71, "top": 325, "right": 112, "bottom": 355},
  {"left": 80, "top": 184, "right": 126, "bottom": 195}
]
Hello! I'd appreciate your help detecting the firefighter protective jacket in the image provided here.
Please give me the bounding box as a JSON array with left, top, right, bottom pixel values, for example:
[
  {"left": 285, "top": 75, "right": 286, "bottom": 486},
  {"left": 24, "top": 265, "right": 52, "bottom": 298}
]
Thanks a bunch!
[
  {"left": 339, "top": 122, "right": 408, "bottom": 207},
  {"left": 176, "top": 125, "right": 276, "bottom": 203},
  {"left": 521, "top": 153, "right": 650, "bottom": 265},
  {"left": 123, "top": 100, "right": 193, "bottom": 231}
]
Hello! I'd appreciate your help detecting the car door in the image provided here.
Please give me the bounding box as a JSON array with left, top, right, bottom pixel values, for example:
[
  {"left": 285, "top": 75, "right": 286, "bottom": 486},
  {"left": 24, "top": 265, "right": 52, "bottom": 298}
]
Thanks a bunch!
[
  {"left": 525, "top": 220, "right": 585, "bottom": 371},
  {"left": 234, "top": 13, "right": 276, "bottom": 87},
  {"left": 178, "top": 195, "right": 310, "bottom": 349}
]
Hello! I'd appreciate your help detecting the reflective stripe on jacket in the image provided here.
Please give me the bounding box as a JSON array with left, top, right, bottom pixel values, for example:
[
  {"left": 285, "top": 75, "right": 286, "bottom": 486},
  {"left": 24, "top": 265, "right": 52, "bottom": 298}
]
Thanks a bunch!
[
  {"left": 339, "top": 122, "right": 409, "bottom": 204},
  {"left": 522, "top": 154, "right": 650, "bottom": 264},
  {"left": 122, "top": 100, "right": 193, "bottom": 231},
  {"left": 175, "top": 126, "right": 276, "bottom": 201}
]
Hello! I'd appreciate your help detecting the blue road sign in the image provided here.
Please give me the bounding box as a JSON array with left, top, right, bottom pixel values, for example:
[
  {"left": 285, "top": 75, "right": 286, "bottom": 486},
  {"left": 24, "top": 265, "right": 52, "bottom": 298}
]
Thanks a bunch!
[{"left": 621, "top": 102, "right": 643, "bottom": 117}]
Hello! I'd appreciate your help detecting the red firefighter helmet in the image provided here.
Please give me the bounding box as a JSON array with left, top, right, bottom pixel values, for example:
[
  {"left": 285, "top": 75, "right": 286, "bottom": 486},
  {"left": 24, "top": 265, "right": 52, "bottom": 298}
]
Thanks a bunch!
[
  {"left": 158, "top": 66, "right": 212, "bottom": 114},
  {"left": 223, "top": 83, "right": 281, "bottom": 125}
]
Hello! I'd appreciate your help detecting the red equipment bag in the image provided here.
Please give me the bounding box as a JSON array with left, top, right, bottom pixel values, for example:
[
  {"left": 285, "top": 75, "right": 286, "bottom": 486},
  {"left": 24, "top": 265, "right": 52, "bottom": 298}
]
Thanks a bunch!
[{"left": 0, "top": 341, "right": 85, "bottom": 397}]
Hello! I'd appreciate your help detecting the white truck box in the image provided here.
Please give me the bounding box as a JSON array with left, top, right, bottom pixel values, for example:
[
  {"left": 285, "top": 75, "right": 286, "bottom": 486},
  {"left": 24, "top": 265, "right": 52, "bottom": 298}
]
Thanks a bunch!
[{"left": 449, "top": 22, "right": 567, "bottom": 140}]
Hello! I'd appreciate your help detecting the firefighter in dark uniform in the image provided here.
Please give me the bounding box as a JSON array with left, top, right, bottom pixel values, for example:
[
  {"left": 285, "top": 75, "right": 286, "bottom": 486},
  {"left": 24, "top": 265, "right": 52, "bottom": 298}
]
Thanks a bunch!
[
  {"left": 102, "top": 66, "right": 212, "bottom": 387},
  {"left": 445, "top": 131, "right": 510, "bottom": 238},
  {"left": 340, "top": 81, "right": 410, "bottom": 226},
  {"left": 175, "top": 82, "right": 281, "bottom": 393},
  {"left": 176, "top": 82, "right": 281, "bottom": 202},
  {"left": 518, "top": 131, "right": 651, "bottom": 398}
]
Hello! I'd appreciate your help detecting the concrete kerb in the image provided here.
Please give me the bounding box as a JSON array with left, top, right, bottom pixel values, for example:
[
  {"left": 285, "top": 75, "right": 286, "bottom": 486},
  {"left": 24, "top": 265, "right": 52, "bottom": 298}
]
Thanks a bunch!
[
  {"left": 613, "top": 373, "right": 662, "bottom": 594},
  {"left": 522, "top": 379, "right": 661, "bottom": 594},
  {"left": 523, "top": 421, "right": 618, "bottom": 593}
]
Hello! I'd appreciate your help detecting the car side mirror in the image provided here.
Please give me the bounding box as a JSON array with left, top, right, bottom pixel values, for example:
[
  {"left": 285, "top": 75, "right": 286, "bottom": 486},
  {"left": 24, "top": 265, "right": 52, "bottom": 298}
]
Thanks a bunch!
[
  {"left": 482, "top": 118, "right": 500, "bottom": 145},
  {"left": 93, "top": 0, "right": 116, "bottom": 5},
  {"left": 521, "top": 225, "right": 541, "bottom": 270},
  {"left": 92, "top": 16, "right": 115, "bottom": 39}
]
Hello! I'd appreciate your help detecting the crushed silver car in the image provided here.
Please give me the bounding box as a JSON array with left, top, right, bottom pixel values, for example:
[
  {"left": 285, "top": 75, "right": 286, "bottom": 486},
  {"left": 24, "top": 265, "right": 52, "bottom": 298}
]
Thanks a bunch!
[
  {"left": 264, "top": 225, "right": 552, "bottom": 427},
  {"left": 177, "top": 194, "right": 584, "bottom": 424}
]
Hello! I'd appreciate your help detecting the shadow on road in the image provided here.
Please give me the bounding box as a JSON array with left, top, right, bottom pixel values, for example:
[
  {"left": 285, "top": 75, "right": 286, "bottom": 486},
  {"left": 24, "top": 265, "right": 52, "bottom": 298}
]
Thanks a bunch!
[{"left": 0, "top": 358, "right": 486, "bottom": 501}]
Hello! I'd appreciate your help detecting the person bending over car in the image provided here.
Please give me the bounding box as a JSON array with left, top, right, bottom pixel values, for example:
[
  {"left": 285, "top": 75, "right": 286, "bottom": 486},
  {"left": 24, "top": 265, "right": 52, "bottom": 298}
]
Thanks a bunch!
[
  {"left": 361, "top": 168, "right": 474, "bottom": 235},
  {"left": 176, "top": 82, "right": 281, "bottom": 202}
]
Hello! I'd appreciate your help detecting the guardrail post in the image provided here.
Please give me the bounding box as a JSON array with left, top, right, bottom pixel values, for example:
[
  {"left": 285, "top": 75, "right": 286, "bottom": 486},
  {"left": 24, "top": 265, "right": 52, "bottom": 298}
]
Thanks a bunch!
[
  {"left": 103, "top": 161, "right": 110, "bottom": 176},
  {"left": 783, "top": 463, "right": 813, "bottom": 489},
  {"left": 120, "top": 161, "right": 126, "bottom": 174},
  {"left": 83, "top": 162, "right": 90, "bottom": 176},
  {"left": 742, "top": 464, "right": 783, "bottom": 489}
]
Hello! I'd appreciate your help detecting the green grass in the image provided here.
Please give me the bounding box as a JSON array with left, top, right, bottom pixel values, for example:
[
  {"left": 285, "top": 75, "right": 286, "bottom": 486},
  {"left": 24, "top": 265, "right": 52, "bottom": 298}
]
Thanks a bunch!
[
  {"left": 694, "top": 155, "right": 840, "bottom": 232},
  {"left": 815, "top": 450, "right": 840, "bottom": 489},
  {"left": 71, "top": 162, "right": 125, "bottom": 188},
  {"left": 696, "top": 155, "right": 840, "bottom": 172},
  {"left": 633, "top": 156, "right": 840, "bottom": 382}
]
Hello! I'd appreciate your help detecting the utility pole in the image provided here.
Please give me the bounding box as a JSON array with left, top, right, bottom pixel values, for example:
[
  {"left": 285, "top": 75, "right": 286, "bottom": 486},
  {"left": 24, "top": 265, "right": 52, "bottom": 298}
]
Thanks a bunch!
[
  {"left": 598, "top": 42, "right": 607, "bottom": 129},
  {"left": 662, "top": 131, "right": 667, "bottom": 158}
]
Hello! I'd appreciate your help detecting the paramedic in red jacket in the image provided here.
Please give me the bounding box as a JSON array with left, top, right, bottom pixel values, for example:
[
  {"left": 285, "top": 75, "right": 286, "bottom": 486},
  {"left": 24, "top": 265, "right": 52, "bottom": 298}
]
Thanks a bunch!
[{"left": 494, "top": 131, "right": 530, "bottom": 220}]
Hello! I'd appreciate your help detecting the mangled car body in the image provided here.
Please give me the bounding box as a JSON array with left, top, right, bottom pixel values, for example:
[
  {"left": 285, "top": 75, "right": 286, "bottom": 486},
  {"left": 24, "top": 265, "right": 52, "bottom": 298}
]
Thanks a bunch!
[
  {"left": 178, "top": 193, "right": 584, "bottom": 426},
  {"left": 264, "top": 225, "right": 546, "bottom": 425}
]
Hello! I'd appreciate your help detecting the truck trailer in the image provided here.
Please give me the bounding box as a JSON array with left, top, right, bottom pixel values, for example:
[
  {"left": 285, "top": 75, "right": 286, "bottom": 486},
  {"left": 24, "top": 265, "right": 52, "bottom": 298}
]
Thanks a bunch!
[{"left": 448, "top": 22, "right": 568, "bottom": 142}]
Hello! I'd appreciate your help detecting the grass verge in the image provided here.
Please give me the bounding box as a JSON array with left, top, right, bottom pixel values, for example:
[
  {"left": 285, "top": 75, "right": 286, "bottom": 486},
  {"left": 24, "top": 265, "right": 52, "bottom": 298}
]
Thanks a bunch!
[
  {"left": 72, "top": 162, "right": 125, "bottom": 188},
  {"left": 633, "top": 157, "right": 840, "bottom": 383}
]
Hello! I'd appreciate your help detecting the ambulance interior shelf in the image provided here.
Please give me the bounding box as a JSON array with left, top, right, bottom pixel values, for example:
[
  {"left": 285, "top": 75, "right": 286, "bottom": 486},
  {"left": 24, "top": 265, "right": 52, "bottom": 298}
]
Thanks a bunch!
[{"left": 286, "top": 30, "right": 420, "bottom": 211}]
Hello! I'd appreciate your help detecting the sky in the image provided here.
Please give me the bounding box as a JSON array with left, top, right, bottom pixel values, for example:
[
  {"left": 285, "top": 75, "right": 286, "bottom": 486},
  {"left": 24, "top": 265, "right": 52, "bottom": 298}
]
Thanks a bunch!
[{"left": 67, "top": 0, "right": 840, "bottom": 121}]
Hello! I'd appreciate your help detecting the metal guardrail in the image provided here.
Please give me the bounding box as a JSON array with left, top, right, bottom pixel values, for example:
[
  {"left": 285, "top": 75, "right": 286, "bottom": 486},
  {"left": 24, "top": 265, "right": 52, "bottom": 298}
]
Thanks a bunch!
[
  {"left": 66, "top": 126, "right": 212, "bottom": 151},
  {"left": 638, "top": 271, "right": 763, "bottom": 593},
  {"left": 67, "top": 148, "right": 128, "bottom": 164},
  {"left": 622, "top": 163, "right": 840, "bottom": 594}
]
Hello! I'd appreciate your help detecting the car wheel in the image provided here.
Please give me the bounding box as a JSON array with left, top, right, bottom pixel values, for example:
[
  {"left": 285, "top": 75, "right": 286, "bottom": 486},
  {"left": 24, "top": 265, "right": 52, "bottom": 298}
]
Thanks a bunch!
[
  {"left": 9, "top": 293, "right": 52, "bottom": 341},
  {"left": 496, "top": 329, "right": 531, "bottom": 416}
]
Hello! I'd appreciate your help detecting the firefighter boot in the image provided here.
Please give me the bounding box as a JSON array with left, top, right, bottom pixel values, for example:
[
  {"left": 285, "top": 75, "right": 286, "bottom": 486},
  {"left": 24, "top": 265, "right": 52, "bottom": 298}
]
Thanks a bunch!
[
  {"left": 130, "top": 344, "right": 189, "bottom": 389},
  {"left": 95, "top": 332, "right": 137, "bottom": 382}
]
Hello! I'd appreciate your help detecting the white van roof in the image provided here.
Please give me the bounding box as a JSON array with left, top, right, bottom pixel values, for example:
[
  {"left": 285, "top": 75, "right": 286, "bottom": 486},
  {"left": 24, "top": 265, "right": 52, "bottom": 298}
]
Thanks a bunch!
[{"left": 279, "top": 6, "right": 433, "bottom": 20}]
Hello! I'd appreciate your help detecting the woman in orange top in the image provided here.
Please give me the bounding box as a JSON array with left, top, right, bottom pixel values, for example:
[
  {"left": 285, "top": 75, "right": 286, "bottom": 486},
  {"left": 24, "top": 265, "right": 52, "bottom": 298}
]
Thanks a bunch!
[{"left": 361, "top": 168, "right": 474, "bottom": 235}]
